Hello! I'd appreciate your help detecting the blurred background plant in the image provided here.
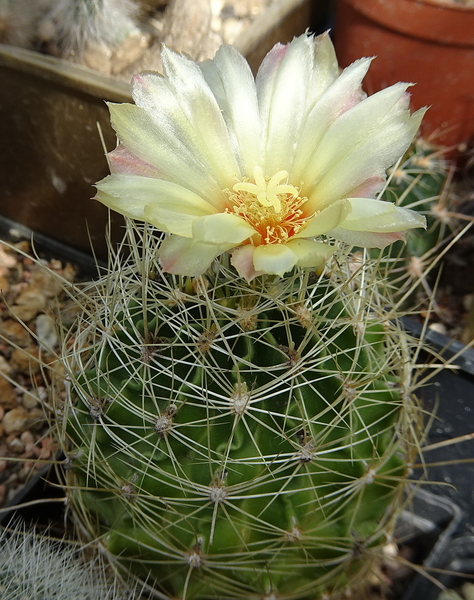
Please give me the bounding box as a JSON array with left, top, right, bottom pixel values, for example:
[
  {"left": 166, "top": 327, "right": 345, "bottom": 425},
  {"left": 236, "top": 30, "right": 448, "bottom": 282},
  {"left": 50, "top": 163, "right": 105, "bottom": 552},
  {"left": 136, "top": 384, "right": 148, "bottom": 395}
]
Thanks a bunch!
[{"left": 0, "top": 520, "right": 141, "bottom": 599}]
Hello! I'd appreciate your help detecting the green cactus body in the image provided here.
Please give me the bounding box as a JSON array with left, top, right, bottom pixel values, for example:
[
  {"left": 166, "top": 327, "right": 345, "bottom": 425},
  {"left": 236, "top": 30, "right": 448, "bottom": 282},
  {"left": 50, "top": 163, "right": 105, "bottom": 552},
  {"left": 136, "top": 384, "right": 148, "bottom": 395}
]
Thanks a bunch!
[
  {"left": 57, "top": 224, "right": 420, "bottom": 600},
  {"left": 372, "top": 140, "right": 450, "bottom": 293}
]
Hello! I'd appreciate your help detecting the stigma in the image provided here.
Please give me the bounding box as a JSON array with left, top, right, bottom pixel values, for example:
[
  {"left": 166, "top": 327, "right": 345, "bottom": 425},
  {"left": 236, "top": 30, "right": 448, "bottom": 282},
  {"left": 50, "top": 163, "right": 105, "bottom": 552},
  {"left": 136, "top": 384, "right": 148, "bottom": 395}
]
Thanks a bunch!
[
  {"left": 233, "top": 166, "right": 299, "bottom": 213},
  {"left": 227, "top": 167, "right": 309, "bottom": 245}
]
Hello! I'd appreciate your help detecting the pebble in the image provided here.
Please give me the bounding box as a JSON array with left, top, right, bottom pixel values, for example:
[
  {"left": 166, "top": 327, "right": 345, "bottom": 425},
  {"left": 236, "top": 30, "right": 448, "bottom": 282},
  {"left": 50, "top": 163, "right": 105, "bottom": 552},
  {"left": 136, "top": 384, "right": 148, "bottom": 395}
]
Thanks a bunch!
[
  {"left": 2, "top": 407, "right": 31, "bottom": 435},
  {"left": 12, "top": 284, "right": 48, "bottom": 321},
  {"left": 10, "top": 346, "right": 40, "bottom": 375},
  {"left": 0, "top": 354, "right": 12, "bottom": 375},
  {"left": 0, "top": 376, "right": 17, "bottom": 409},
  {"left": 22, "top": 391, "right": 40, "bottom": 409},
  {"left": 0, "top": 319, "right": 31, "bottom": 348},
  {"left": 7, "top": 436, "right": 25, "bottom": 454},
  {"left": 36, "top": 314, "right": 58, "bottom": 351},
  {"left": 26, "top": 408, "right": 46, "bottom": 432}
]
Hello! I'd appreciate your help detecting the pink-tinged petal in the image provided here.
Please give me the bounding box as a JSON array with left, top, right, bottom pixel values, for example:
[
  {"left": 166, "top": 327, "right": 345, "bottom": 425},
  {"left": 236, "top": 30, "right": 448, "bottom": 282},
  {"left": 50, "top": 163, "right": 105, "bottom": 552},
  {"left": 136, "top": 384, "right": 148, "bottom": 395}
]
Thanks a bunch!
[
  {"left": 252, "top": 244, "right": 298, "bottom": 277},
  {"left": 201, "top": 44, "right": 262, "bottom": 176},
  {"left": 291, "top": 57, "right": 372, "bottom": 183},
  {"left": 346, "top": 175, "right": 386, "bottom": 199},
  {"left": 108, "top": 102, "right": 222, "bottom": 202},
  {"left": 231, "top": 245, "right": 264, "bottom": 282},
  {"left": 158, "top": 235, "right": 228, "bottom": 276},
  {"left": 95, "top": 174, "right": 217, "bottom": 237},
  {"left": 286, "top": 239, "right": 335, "bottom": 268},
  {"left": 294, "top": 199, "right": 351, "bottom": 239},
  {"left": 192, "top": 213, "right": 255, "bottom": 245},
  {"left": 258, "top": 35, "right": 315, "bottom": 174},
  {"left": 302, "top": 85, "right": 425, "bottom": 210},
  {"left": 160, "top": 46, "right": 242, "bottom": 187},
  {"left": 329, "top": 198, "right": 426, "bottom": 248},
  {"left": 328, "top": 228, "right": 407, "bottom": 248},
  {"left": 108, "top": 144, "right": 160, "bottom": 178}
]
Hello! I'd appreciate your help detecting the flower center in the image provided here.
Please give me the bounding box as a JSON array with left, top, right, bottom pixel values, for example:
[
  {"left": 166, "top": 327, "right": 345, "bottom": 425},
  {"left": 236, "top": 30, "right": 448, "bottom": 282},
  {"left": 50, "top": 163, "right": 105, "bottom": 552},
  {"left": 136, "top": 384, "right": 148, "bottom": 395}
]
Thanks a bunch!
[{"left": 227, "top": 166, "right": 309, "bottom": 245}]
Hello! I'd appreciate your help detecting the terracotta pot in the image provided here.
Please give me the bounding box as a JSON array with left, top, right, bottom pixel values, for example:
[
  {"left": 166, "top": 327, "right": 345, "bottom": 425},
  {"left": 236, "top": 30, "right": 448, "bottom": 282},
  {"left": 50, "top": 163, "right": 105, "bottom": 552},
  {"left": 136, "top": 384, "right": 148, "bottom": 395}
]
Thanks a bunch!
[{"left": 334, "top": 0, "right": 474, "bottom": 151}]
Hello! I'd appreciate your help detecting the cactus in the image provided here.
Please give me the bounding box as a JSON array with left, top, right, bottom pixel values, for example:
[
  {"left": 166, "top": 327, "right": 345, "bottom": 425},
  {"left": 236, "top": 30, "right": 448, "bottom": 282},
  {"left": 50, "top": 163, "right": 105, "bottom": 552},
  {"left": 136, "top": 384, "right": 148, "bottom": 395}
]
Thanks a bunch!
[
  {"left": 0, "top": 521, "right": 138, "bottom": 599},
  {"left": 52, "top": 225, "right": 422, "bottom": 600},
  {"left": 50, "top": 33, "right": 430, "bottom": 600},
  {"left": 39, "top": 0, "right": 139, "bottom": 56},
  {"left": 373, "top": 139, "right": 454, "bottom": 302}
]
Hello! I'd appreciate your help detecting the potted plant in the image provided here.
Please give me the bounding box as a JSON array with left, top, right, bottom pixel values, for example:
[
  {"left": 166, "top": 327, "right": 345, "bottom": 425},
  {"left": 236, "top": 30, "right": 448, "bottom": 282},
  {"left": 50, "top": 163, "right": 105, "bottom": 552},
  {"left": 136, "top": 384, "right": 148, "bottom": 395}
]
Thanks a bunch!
[
  {"left": 1, "top": 18, "right": 474, "bottom": 600},
  {"left": 333, "top": 0, "right": 474, "bottom": 152}
]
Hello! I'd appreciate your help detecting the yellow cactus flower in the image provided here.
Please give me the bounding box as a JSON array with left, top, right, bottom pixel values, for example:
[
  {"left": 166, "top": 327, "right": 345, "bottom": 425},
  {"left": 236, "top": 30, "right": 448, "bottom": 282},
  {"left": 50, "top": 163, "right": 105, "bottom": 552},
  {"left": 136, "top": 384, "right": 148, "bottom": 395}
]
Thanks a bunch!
[{"left": 95, "top": 32, "right": 426, "bottom": 281}]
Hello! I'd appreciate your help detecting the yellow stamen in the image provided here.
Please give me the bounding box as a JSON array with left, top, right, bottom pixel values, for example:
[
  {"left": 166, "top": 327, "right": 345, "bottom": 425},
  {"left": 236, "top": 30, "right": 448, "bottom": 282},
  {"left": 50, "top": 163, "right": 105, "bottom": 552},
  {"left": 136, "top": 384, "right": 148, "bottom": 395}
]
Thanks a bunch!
[
  {"left": 233, "top": 166, "right": 298, "bottom": 213},
  {"left": 227, "top": 167, "right": 309, "bottom": 245}
]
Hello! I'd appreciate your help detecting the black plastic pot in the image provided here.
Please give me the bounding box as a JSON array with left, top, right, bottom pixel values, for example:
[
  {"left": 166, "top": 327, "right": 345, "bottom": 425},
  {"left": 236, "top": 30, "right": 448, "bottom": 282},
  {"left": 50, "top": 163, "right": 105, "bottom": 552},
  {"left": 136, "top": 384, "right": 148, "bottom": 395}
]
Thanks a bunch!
[
  {"left": 403, "top": 536, "right": 474, "bottom": 600},
  {"left": 401, "top": 316, "right": 474, "bottom": 534}
]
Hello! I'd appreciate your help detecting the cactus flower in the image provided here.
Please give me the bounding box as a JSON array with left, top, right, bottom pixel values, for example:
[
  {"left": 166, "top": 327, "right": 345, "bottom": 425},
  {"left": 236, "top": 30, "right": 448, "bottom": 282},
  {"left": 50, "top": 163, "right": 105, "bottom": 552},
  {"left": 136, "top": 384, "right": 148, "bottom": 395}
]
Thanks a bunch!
[{"left": 95, "top": 33, "right": 426, "bottom": 281}]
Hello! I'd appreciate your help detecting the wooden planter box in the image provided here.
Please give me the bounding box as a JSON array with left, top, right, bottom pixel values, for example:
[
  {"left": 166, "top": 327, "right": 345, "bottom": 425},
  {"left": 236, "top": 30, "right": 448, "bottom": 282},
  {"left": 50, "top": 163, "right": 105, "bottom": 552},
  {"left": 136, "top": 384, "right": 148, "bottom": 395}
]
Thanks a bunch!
[{"left": 0, "top": 0, "right": 323, "bottom": 259}]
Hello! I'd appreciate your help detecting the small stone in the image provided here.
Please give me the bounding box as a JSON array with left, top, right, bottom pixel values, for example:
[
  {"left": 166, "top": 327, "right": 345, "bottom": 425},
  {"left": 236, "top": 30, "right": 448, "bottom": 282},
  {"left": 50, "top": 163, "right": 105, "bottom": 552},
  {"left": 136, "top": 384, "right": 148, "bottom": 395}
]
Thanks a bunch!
[
  {"left": 0, "top": 319, "right": 31, "bottom": 347},
  {"left": 20, "top": 430, "right": 35, "bottom": 447},
  {"left": 7, "top": 436, "right": 25, "bottom": 454},
  {"left": 221, "top": 16, "right": 246, "bottom": 43},
  {"left": 0, "top": 244, "right": 18, "bottom": 269},
  {"left": 2, "top": 407, "right": 30, "bottom": 435},
  {"left": 81, "top": 40, "right": 113, "bottom": 73},
  {"left": 30, "top": 266, "right": 64, "bottom": 297},
  {"left": 0, "top": 460, "right": 7, "bottom": 473},
  {"left": 36, "top": 314, "right": 58, "bottom": 351},
  {"left": 111, "top": 31, "right": 150, "bottom": 74},
  {"left": 0, "top": 355, "right": 12, "bottom": 375},
  {"left": 26, "top": 408, "right": 46, "bottom": 432},
  {"left": 0, "top": 375, "right": 17, "bottom": 409},
  {"left": 10, "top": 346, "right": 40, "bottom": 375},
  {"left": 0, "top": 275, "right": 9, "bottom": 292},
  {"left": 12, "top": 284, "right": 48, "bottom": 321},
  {"left": 22, "top": 390, "right": 40, "bottom": 409},
  {"left": 429, "top": 322, "right": 447, "bottom": 335}
]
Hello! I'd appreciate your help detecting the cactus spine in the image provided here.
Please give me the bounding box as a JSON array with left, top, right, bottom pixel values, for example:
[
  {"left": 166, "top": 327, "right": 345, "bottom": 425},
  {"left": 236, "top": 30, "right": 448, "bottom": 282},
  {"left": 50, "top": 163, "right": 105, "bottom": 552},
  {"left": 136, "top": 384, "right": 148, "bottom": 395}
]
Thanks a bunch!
[
  {"left": 374, "top": 139, "right": 453, "bottom": 302},
  {"left": 0, "top": 521, "right": 136, "bottom": 599},
  {"left": 53, "top": 221, "right": 423, "bottom": 600}
]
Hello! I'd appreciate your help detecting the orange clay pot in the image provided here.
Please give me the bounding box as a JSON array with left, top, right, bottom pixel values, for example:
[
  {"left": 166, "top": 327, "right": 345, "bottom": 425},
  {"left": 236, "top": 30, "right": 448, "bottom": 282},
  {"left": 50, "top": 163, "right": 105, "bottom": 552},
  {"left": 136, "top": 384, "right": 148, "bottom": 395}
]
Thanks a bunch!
[{"left": 334, "top": 0, "right": 474, "bottom": 152}]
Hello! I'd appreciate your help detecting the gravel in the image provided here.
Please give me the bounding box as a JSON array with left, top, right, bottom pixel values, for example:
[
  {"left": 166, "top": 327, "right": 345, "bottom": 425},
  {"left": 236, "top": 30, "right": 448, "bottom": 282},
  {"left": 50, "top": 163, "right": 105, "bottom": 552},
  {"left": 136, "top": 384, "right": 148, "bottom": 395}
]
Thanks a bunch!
[{"left": 0, "top": 240, "right": 77, "bottom": 509}]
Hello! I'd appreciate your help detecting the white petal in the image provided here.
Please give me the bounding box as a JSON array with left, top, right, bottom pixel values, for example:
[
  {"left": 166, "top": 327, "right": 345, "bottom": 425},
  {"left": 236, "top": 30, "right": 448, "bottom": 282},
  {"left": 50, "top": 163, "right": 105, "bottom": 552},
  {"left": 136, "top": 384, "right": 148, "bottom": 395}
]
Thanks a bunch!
[
  {"left": 309, "top": 31, "right": 340, "bottom": 95},
  {"left": 158, "top": 235, "right": 228, "bottom": 276},
  {"left": 328, "top": 228, "right": 407, "bottom": 248},
  {"left": 200, "top": 45, "right": 262, "bottom": 176},
  {"left": 341, "top": 198, "right": 426, "bottom": 232},
  {"left": 252, "top": 244, "right": 298, "bottom": 276},
  {"left": 95, "top": 174, "right": 217, "bottom": 237},
  {"left": 161, "top": 46, "right": 241, "bottom": 187},
  {"left": 257, "top": 35, "right": 315, "bottom": 174},
  {"left": 303, "top": 84, "right": 425, "bottom": 209},
  {"left": 192, "top": 213, "right": 255, "bottom": 245},
  {"left": 108, "top": 102, "right": 221, "bottom": 202},
  {"left": 290, "top": 58, "right": 372, "bottom": 183},
  {"left": 286, "top": 239, "right": 334, "bottom": 268},
  {"left": 294, "top": 199, "right": 351, "bottom": 238},
  {"left": 230, "top": 245, "right": 263, "bottom": 282}
]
